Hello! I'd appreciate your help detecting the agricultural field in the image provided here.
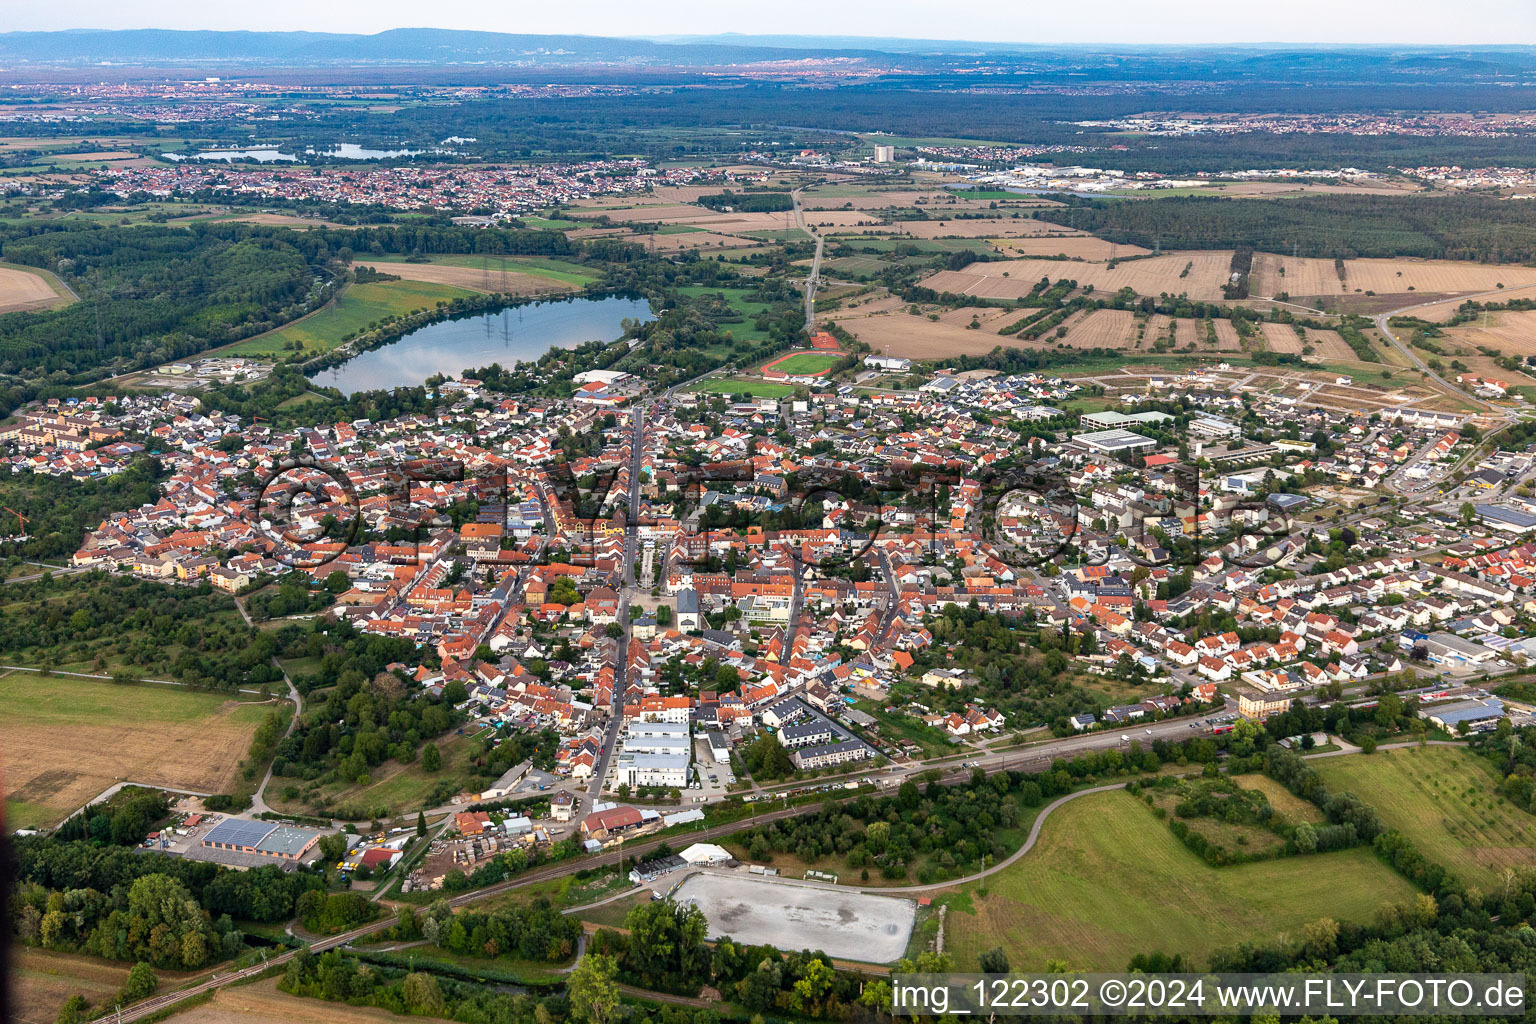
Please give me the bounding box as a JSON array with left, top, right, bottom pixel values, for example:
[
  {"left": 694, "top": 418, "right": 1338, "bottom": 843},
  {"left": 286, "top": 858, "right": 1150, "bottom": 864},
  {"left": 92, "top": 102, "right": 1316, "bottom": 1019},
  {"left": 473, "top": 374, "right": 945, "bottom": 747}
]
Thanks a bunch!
[
  {"left": 1437, "top": 309, "right": 1536, "bottom": 359},
  {"left": 12, "top": 948, "right": 199, "bottom": 1024},
  {"left": 844, "top": 217, "right": 1078, "bottom": 239},
  {"left": 996, "top": 235, "right": 1147, "bottom": 259},
  {"left": 1250, "top": 254, "right": 1536, "bottom": 300},
  {"left": 168, "top": 977, "right": 457, "bottom": 1024},
  {"left": 1256, "top": 322, "right": 1357, "bottom": 361},
  {"left": 0, "top": 261, "right": 73, "bottom": 314},
  {"left": 837, "top": 308, "right": 1014, "bottom": 359},
  {"left": 0, "top": 674, "right": 272, "bottom": 829},
  {"left": 363, "top": 253, "right": 599, "bottom": 289},
  {"left": 941, "top": 789, "right": 1417, "bottom": 972},
  {"left": 226, "top": 278, "right": 478, "bottom": 358},
  {"left": 1312, "top": 746, "right": 1536, "bottom": 888},
  {"left": 922, "top": 251, "right": 1236, "bottom": 302}
]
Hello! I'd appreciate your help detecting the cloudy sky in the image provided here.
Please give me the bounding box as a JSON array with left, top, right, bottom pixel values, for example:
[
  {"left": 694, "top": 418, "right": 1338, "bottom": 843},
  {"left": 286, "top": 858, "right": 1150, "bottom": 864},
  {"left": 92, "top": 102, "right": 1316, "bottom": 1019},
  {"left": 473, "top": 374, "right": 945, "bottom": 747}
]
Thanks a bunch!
[{"left": 4, "top": 0, "right": 1533, "bottom": 45}]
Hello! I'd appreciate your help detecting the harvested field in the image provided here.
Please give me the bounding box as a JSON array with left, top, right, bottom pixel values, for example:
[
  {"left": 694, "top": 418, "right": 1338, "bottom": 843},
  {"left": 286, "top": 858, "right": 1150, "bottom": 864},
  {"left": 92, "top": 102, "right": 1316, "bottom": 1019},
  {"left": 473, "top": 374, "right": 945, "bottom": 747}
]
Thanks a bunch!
[
  {"left": 828, "top": 293, "right": 906, "bottom": 318},
  {"left": 674, "top": 871, "right": 915, "bottom": 963},
  {"left": 644, "top": 231, "right": 762, "bottom": 252},
  {"left": 800, "top": 189, "right": 1025, "bottom": 211},
  {"left": 875, "top": 217, "right": 1079, "bottom": 239},
  {"left": 1250, "top": 253, "right": 1536, "bottom": 299},
  {"left": 168, "top": 977, "right": 457, "bottom": 1024},
  {"left": 183, "top": 212, "right": 345, "bottom": 229},
  {"left": 1410, "top": 284, "right": 1536, "bottom": 323},
  {"left": 0, "top": 675, "right": 271, "bottom": 828},
  {"left": 1256, "top": 321, "right": 1356, "bottom": 360},
  {"left": 1055, "top": 308, "right": 1139, "bottom": 349},
  {"left": 1212, "top": 318, "right": 1242, "bottom": 349},
  {"left": 932, "top": 305, "right": 1023, "bottom": 331},
  {"left": 0, "top": 262, "right": 71, "bottom": 313},
  {"left": 922, "top": 251, "right": 1234, "bottom": 301},
  {"left": 997, "top": 236, "right": 1147, "bottom": 260},
  {"left": 1439, "top": 309, "right": 1536, "bottom": 359},
  {"left": 12, "top": 949, "right": 132, "bottom": 1024},
  {"left": 1457, "top": 354, "right": 1536, "bottom": 389},
  {"left": 356, "top": 260, "right": 575, "bottom": 296},
  {"left": 840, "top": 310, "right": 1014, "bottom": 358}
]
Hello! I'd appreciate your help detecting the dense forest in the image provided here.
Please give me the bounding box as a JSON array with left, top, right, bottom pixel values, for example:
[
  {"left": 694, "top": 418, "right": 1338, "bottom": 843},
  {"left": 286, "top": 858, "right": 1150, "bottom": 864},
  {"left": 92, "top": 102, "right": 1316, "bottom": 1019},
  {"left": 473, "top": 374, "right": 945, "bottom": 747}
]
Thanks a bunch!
[
  {"left": 0, "top": 224, "right": 317, "bottom": 379},
  {"left": 1036, "top": 194, "right": 1536, "bottom": 263}
]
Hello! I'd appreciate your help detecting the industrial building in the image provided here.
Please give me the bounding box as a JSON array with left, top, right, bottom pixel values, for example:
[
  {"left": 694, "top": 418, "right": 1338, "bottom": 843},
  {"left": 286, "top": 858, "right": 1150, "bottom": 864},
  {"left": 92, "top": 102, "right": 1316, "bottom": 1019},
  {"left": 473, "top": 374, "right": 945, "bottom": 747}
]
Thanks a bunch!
[{"left": 200, "top": 817, "right": 323, "bottom": 861}]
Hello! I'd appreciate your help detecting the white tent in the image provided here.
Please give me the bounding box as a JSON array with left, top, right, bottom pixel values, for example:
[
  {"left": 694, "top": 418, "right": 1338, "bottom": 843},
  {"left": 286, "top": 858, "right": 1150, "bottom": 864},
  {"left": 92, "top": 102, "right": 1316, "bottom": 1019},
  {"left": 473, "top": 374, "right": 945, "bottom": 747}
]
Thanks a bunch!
[{"left": 679, "top": 842, "right": 732, "bottom": 866}]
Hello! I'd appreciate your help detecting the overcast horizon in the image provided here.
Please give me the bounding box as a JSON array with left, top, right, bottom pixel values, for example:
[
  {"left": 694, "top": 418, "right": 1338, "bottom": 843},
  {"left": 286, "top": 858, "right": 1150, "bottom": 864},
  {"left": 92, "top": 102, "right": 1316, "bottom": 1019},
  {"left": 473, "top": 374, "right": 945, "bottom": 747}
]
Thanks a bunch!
[{"left": 1, "top": 0, "right": 1532, "bottom": 47}]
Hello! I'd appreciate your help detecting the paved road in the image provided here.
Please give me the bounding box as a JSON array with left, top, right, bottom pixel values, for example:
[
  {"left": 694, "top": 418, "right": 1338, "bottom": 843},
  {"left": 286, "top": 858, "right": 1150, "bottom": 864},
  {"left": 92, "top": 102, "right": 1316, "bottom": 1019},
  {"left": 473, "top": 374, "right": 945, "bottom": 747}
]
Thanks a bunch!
[
  {"left": 234, "top": 595, "right": 305, "bottom": 816},
  {"left": 790, "top": 187, "right": 823, "bottom": 333},
  {"left": 1372, "top": 289, "right": 1520, "bottom": 415}
]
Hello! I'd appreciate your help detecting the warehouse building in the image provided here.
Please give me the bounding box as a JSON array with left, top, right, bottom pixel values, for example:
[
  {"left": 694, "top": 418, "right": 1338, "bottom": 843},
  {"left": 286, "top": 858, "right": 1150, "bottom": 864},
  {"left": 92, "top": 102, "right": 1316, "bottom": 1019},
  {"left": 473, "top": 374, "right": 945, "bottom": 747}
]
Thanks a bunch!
[{"left": 200, "top": 817, "right": 323, "bottom": 861}]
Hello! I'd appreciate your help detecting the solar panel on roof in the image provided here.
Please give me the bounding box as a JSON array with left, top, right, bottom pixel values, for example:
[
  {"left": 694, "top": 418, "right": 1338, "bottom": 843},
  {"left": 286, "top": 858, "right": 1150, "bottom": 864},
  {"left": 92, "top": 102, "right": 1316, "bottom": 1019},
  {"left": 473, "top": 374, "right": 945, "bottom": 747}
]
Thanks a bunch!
[{"left": 203, "top": 817, "right": 277, "bottom": 847}]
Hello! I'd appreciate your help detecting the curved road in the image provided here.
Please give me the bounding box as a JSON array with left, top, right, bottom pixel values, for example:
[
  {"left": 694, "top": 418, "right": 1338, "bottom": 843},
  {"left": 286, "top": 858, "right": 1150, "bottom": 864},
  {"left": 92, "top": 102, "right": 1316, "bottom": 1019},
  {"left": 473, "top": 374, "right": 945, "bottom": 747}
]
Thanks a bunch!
[{"left": 1371, "top": 288, "right": 1521, "bottom": 415}]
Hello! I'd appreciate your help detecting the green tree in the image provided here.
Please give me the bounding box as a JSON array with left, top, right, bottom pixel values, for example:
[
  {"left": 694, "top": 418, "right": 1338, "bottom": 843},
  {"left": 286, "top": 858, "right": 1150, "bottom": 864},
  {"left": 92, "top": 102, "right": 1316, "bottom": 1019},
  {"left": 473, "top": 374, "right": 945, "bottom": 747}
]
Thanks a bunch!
[
  {"left": 568, "top": 952, "right": 621, "bottom": 1024},
  {"left": 978, "top": 947, "right": 1011, "bottom": 973},
  {"left": 422, "top": 743, "right": 442, "bottom": 772},
  {"left": 55, "top": 995, "right": 89, "bottom": 1024},
  {"left": 117, "top": 962, "right": 158, "bottom": 1004},
  {"left": 416, "top": 811, "right": 427, "bottom": 837},
  {"left": 401, "top": 972, "right": 446, "bottom": 1016}
]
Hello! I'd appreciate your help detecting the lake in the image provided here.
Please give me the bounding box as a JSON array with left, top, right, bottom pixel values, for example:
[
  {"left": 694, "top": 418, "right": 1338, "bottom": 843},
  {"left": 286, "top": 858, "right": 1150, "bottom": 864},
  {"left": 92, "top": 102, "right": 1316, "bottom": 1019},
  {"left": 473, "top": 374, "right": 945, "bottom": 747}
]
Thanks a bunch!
[{"left": 308, "top": 295, "right": 653, "bottom": 395}]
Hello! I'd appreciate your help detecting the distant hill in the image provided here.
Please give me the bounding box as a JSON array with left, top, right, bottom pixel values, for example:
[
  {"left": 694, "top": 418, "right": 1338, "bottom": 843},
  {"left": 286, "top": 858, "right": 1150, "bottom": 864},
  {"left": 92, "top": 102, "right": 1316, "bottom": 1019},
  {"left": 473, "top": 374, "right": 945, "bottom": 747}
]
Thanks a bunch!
[
  {"left": 0, "top": 29, "right": 1531, "bottom": 82},
  {"left": 0, "top": 28, "right": 883, "bottom": 67}
]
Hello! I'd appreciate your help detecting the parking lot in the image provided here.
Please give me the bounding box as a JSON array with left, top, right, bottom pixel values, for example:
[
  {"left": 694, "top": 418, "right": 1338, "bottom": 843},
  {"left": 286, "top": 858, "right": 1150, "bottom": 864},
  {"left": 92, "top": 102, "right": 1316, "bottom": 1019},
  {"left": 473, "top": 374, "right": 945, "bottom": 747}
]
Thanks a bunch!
[{"left": 673, "top": 871, "right": 916, "bottom": 963}]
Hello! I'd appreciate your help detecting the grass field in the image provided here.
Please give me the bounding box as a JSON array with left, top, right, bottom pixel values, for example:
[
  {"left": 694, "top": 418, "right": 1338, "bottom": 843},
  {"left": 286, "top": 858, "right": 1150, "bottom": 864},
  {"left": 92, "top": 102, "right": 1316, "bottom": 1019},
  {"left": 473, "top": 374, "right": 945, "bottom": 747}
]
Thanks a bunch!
[
  {"left": 171, "top": 977, "right": 457, "bottom": 1024},
  {"left": 264, "top": 727, "right": 487, "bottom": 819},
  {"left": 12, "top": 948, "right": 201, "bottom": 1024},
  {"left": 363, "top": 253, "right": 600, "bottom": 290},
  {"left": 1312, "top": 746, "right": 1536, "bottom": 888},
  {"left": 0, "top": 675, "right": 272, "bottom": 829},
  {"left": 1232, "top": 773, "right": 1325, "bottom": 825},
  {"left": 761, "top": 351, "right": 843, "bottom": 376},
  {"left": 691, "top": 378, "right": 798, "bottom": 398},
  {"left": 942, "top": 789, "right": 1418, "bottom": 971},
  {"left": 226, "top": 279, "right": 478, "bottom": 358}
]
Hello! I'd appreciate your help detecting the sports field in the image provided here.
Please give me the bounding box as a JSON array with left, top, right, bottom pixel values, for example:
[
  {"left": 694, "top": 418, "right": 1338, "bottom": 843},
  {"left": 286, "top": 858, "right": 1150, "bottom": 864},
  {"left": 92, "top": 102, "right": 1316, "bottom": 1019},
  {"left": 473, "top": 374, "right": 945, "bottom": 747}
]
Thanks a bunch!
[
  {"left": 692, "top": 378, "right": 797, "bottom": 398},
  {"left": 0, "top": 674, "right": 271, "bottom": 829},
  {"left": 1313, "top": 746, "right": 1536, "bottom": 888},
  {"left": 228, "top": 278, "right": 478, "bottom": 357},
  {"left": 760, "top": 351, "right": 842, "bottom": 376},
  {"left": 942, "top": 789, "right": 1417, "bottom": 971}
]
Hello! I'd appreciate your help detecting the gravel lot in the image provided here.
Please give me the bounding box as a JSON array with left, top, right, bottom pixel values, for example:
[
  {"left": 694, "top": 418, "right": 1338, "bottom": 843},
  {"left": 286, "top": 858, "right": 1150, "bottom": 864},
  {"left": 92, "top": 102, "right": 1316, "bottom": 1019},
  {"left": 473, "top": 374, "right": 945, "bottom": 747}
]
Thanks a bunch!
[{"left": 674, "top": 872, "right": 915, "bottom": 963}]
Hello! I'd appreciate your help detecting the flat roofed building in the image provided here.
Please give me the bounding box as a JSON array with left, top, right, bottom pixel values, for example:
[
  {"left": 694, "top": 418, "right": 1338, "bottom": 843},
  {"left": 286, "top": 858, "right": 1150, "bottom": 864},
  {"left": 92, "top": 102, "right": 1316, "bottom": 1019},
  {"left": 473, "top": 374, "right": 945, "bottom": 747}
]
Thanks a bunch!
[
  {"left": 1073, "top": 428, "right": 1159, "bottom": 453},
  {"left": 202, "top": 817, "right": 322, "bottom": 860}
]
